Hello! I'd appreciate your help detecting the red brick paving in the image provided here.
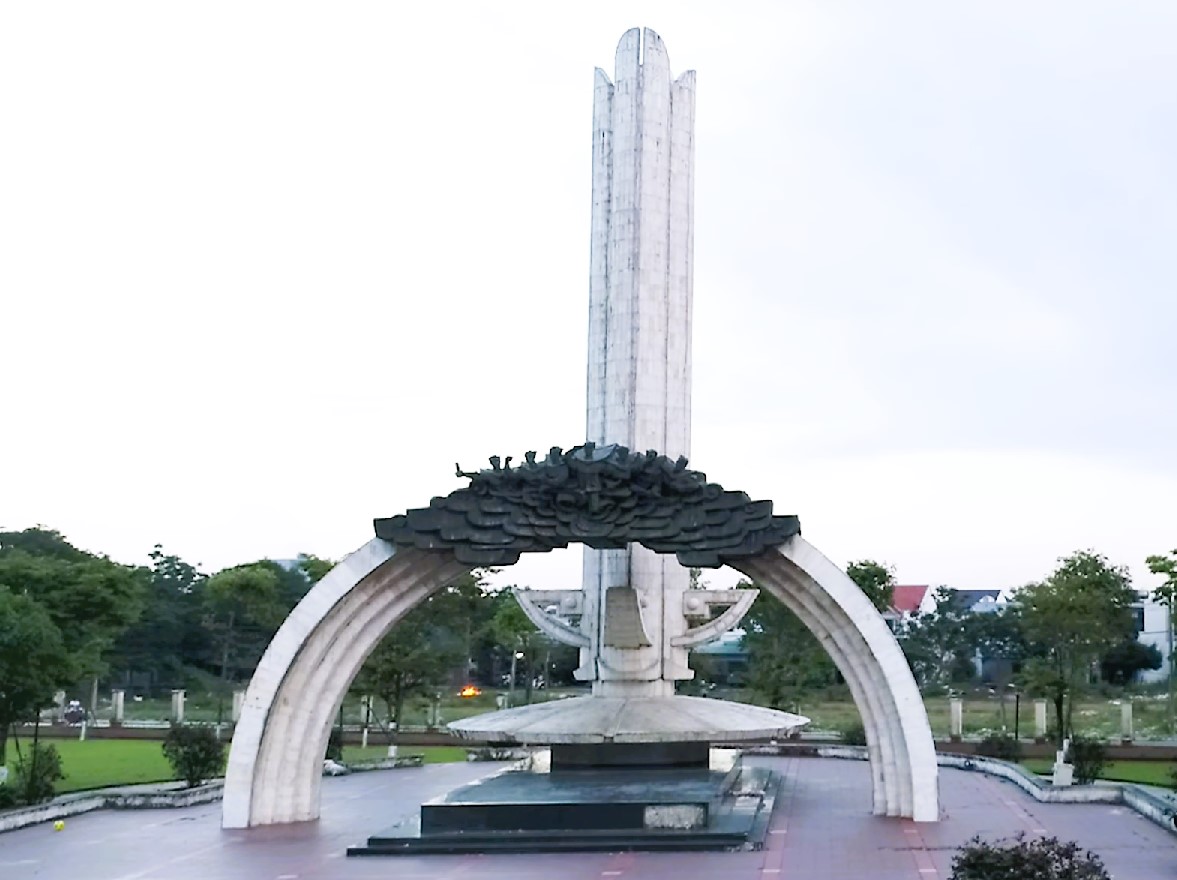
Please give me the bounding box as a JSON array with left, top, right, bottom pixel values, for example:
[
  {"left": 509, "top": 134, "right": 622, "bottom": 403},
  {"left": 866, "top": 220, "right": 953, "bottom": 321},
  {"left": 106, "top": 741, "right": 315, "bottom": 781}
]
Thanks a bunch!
[{"left": 0, "top": 757, "right": 1174, "bottom": 879}]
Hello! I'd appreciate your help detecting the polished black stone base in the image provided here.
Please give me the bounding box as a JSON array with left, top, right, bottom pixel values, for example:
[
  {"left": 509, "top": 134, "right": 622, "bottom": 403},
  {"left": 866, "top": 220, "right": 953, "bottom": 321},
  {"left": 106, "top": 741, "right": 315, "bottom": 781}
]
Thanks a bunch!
[{"left": 347, "top": 753, "right": 780, "bottom": 856}]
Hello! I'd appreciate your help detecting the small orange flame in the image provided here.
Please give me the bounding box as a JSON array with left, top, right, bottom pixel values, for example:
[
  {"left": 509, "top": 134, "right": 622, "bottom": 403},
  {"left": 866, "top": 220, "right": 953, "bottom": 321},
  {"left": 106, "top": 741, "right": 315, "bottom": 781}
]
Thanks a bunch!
[{"left": 458, "top": 685, "right": 481, "bottom": 698}]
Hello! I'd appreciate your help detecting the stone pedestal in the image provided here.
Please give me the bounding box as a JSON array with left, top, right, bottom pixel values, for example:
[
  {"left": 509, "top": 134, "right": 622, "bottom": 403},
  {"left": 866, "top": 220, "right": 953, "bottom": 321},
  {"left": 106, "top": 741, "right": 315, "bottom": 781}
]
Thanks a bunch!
[
  {"left": 949, "top": 698, "right": 963, "bottom": 742},
  {"left": 1034, "top": 699, "right": 1048, "bottom": 742},
  {"left": 1120, "top": 701, "right": 1133, "bottom": 743},
  {"left": 1051, "top": 762, "right": 1074, "bottom": 786},
  {"left": 348, "top": 748, "right": 778, "bottom": 855},
  {"left": 111, "top": 689, "right": 125, "bottom": 726},
  {"left": 232, "top": 689, "right": 245, "bottom": 723},
  {"left": 171, "top": 689, "right": 186, "bottom": 724},
  {"left": 1051, "top": 738, "right": 1074, "bottom": 786}
]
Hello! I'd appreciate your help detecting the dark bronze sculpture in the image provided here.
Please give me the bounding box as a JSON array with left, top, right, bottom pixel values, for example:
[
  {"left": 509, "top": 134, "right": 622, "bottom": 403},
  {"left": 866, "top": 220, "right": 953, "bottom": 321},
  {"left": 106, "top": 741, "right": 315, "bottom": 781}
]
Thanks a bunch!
[{"left": 373, "top": 443, "right": 800, "bottom": 567}]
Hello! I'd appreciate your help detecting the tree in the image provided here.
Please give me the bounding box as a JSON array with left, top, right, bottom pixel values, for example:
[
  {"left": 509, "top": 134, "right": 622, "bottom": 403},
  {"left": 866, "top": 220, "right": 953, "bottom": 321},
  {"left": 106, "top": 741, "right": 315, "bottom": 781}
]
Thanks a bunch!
[
  {"left": 846, "top": 559, "right": 895, "bottom": 613},
  {"left": 0, "top": 586, "right": 76, "bottom": 763},
  {"left": 296, "top": 554, "right": 334, "bottom": 586},
  {"left": 897, "top": 587, "right": 976, "bottom": 688},
  {"left": 353, "top": 573, "right": 486, "bottom": 728},
  {"left": 967, "top": 607, "right": 1028, "bottom": 728},
  {"left": 0, "top": 528, "right": 144, "bottom": 710},
  {"left": 1015, "top": 550, "right": 1136, "bottom": 743},
  {"left": 1099, "top": 638, "right": 1161, "bottom": 686},
  {"left": 1146, "top": 549, "right": 1177, "bottom": 731},
  {"left": 491, "top": 590, "right": 541, "bottom": 705},
  {"left": 202, "top": 563, "right": 284, "bottom": 689},
  {"left": 107, "top": 545, "right": 206, "bottom": 689},
  {"left": 742, "top": 581, "right": 836, "bottom": 711}
]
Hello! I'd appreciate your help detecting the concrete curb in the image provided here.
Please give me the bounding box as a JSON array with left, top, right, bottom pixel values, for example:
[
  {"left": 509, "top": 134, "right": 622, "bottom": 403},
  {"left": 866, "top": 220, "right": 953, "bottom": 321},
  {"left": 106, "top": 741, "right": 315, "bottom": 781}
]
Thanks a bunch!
[
  {"left": 0, "top": 755, "right": 427, "bottom": 833},
  {"left": 808, "top": 744, "right": 1177, "bottom": 835},
  {"left": 0, "top": 782, "right": 225, "bottom": 833}
]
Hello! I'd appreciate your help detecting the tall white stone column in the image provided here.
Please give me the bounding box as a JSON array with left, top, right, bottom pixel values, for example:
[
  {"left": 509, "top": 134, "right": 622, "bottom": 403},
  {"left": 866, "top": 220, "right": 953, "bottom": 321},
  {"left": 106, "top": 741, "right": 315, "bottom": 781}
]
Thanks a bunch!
[
  {"left": 111, "top": 689, "right": 125, "bottom": 725},
  {"left": 1034, "top": 699, "right": 1048, "bottom": 741},
  {"left": 582, "top": 27, "right": 696, "bottom": 696},
  {"left": 171, "top": 689, "right": 186, "bottom": 724}
]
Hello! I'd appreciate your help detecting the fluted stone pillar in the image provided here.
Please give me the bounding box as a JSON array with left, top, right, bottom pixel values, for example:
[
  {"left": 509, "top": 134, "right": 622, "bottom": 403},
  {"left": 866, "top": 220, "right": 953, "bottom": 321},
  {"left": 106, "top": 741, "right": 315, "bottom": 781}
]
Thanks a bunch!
[
  {"left": 171, "top": 689, "right": 186, "bottom": 724},
  {"left": 111, "top": 689, "right": 125, "bottom": 726},
  {"left": 949, "top": 698, "right": 963, "bottom": 742},
  {"left": 582, "top": 27, "right": 696, "bottom": 696},
  {"left": 1034, "top": 699, "right": 1048, "bottom": 742}
]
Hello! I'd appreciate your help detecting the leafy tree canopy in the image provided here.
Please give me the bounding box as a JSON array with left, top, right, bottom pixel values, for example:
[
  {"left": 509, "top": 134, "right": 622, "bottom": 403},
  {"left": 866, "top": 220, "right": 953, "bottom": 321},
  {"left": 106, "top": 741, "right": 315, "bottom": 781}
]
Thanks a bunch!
[
  {"left": 1014, "top": 549, "right": 1135, "bottom": 742},
  {"left": 0, "top": 527, "right": 144, "bottom": 679},
  {"left": 354, "top": 572, "right": 490, "bottom": 726},
  {"left": 846, "top": 559, "right": 896, "bottom": 613},
  {"left": 741, "top": 580, "right": 836, "bottom": 711},
  {"left": 0, "top": 585, "right": 77, "bottom": 762}
]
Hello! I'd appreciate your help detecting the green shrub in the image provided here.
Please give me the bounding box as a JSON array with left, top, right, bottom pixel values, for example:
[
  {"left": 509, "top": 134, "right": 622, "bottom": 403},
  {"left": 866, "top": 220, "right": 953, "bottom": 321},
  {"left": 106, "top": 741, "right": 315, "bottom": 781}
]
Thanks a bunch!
[
  {"left": 950, "top": 834, "right": 1109, "bottom": 880},
  {"left": 162, "top": 724, "right": 225, "bottom": 788},
  {"left": 1065, "top": 736, "right": 1107, "bottom": 785},
  {"left": 839, "top": 721, "right": 867, "bottom": 746},
  {"left": 12, "top": 744, "right": 65, "bottom": 804},
  {"left": 976, "top": 733, "right": 1021, "bottom": 761},
  {"left": 0, "top": 784, "right": 18, "bottom": 809}
]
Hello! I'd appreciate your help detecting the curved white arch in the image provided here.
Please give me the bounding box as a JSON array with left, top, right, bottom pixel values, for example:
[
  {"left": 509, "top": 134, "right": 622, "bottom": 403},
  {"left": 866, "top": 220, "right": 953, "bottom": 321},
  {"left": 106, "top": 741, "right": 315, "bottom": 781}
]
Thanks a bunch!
[
  {"left": 222, "top": 535, "right": 938, "bottom": 828},
  {"left": 222, "top": 540, "right": 471, "bottom": 828},
  {"left": 734, "top": 537, "right": 938, "bottom": 821}
]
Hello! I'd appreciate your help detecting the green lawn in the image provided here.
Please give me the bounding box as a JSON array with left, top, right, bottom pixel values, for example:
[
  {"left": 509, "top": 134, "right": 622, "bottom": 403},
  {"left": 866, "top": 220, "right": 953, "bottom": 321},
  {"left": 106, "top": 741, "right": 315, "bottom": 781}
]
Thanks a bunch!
[
  {"left": 8, "top": 734, "right": 1177, "bottom": 797},
  {"left": 2, "top": 739, "right": 469, "bottom": 795},
  {"left": 1020, "top": 759, "right": 1175, "bottom": 787},
  {"left": 4, "top": 738, "right": 175, "bottom": 794}
]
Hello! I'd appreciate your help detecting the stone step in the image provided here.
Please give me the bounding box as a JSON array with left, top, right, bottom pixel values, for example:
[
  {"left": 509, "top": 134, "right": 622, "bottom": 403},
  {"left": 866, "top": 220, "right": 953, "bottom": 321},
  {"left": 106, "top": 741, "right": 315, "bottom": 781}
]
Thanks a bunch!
[{"left": 349, "top": 826, "right": 749, "bottom": 856}]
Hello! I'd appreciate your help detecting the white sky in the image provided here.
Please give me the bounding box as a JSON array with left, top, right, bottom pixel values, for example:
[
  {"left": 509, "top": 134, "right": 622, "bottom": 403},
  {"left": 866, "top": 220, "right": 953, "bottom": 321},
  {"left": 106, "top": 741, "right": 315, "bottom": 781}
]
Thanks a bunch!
[{"left": 2, "top": 2, "right": 1174, "bottom": 594}]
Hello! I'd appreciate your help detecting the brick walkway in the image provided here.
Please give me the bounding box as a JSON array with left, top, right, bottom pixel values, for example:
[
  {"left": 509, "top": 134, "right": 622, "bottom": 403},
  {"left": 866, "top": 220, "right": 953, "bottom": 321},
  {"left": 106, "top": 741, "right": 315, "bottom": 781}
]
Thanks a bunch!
[{"left": 0, "top": 757, "right": 1173, "bottom": 879}]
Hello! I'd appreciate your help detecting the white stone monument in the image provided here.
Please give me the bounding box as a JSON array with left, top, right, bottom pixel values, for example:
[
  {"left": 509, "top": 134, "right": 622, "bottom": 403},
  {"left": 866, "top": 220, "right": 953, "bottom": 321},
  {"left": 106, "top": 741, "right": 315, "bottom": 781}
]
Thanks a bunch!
[
  {"left": 582, "top": 26, "right": 696, "bottom": 695},
  {"left": 452, "top": 28, "right": 804, "bottom": 746}
]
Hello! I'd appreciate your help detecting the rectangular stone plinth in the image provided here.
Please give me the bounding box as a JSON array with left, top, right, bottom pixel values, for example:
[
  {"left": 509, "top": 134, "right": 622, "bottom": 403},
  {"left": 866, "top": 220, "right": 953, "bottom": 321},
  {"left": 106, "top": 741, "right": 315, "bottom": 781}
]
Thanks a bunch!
[
  {"left": 418, "top": 765, "right": 726, "bottom": 834},
  {"left": 349, "top": 761, "right": 779, "bottom": 856},
  {"left": 552, "top": 742, "right": 710, "bottom": 768}
]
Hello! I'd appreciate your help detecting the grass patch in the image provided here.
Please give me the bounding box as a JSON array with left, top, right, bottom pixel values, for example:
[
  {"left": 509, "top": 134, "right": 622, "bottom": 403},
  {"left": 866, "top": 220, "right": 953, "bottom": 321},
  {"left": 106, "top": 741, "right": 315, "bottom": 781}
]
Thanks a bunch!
[
  {"left": 1020, "top": 758, "right": 1175, "bottom": 787},
  {"left": 1, "top": 739, "right": 472, "bottom": 797},
  {"left": 4, "top": 738, "right": 177, "bottom": 794}
]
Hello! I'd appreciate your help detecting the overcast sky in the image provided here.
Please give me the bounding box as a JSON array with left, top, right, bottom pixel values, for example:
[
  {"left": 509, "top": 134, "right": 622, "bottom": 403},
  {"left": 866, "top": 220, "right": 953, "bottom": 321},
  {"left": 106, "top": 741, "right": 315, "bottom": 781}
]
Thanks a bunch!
[{"left": 3, "top": 2, "right": 1174, "bottom": 594}]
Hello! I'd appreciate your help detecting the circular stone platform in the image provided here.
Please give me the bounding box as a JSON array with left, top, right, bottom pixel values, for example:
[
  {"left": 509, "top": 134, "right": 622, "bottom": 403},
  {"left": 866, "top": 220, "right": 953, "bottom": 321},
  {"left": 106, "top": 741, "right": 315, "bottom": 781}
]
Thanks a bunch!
[{"left": 447, "top": 695, "right": 809, "bottom": 744}]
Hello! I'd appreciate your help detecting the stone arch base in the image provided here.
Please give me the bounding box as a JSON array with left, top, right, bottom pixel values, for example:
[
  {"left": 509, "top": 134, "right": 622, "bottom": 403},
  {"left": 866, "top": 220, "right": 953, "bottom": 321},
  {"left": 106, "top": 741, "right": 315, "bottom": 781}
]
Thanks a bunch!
[
  {"left": 221, "top": 541, "right": 471, "bottom": 828},
  {"left": 733, "top": 538, "right": 938, "bottom": 821},
  {"left": 222, "top": 536, "right": 938, "bottom": 828}
]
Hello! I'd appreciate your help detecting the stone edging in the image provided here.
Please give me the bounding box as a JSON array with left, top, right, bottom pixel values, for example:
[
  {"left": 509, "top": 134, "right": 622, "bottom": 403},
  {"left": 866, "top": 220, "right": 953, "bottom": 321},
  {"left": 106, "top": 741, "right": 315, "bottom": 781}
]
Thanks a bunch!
[
  {"left": 0, "top": 781, "right": 225, "bottom": 833},
  {"left": 810, "top": 744, "right": 1177, "bottom": 834},
  {"left": 0, "top": 755, "right": 427, "bottom": 834}
]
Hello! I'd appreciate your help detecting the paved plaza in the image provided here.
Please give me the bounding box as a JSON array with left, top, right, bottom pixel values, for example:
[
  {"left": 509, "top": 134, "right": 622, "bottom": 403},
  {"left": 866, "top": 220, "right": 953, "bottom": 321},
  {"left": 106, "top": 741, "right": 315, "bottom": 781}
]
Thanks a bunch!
[{"left": 1, "top": 757, "right": 1174, "bottom": 879}]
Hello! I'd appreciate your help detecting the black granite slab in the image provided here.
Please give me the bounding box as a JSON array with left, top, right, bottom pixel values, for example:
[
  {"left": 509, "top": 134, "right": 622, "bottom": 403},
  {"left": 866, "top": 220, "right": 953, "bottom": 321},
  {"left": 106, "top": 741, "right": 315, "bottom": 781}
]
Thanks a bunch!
[{"left": 347, "top": 765, "right": 780, "bottom": 855}]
